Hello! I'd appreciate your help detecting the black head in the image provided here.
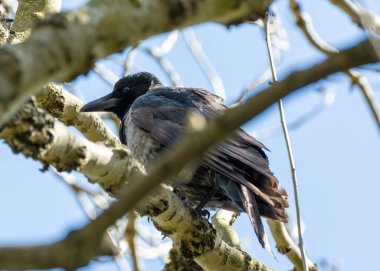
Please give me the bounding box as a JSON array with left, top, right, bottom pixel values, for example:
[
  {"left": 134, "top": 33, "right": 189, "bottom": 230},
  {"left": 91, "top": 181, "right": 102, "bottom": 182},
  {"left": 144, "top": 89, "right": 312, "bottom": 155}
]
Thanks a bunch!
[{"left": 80, "top": 72, "right": 162, "bottom": 120}]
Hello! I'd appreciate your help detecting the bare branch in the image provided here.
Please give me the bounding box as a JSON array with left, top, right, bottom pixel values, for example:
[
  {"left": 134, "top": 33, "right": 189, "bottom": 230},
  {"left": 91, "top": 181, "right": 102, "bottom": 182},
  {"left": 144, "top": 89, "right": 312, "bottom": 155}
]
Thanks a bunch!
[
  {"left": 347, "top": 69, "right": 380, "bottom": 130},
  {"left": 0, "top": 0, "right": 273, "bottom": 125},
  {"left": 290, "top": 0, "right": 380, "bottom": 133},
  {"left": 36, "top": 83, "right": 120, "bottom": 146},
  {"left": 183, "top": 28, "right": 226, "bottom": 99},
  {"left": 0, "top": 99, "right": 143, "bottom": 192},
  {"left": 164, "top": 248, "right": 203, "bottom": 271},
  {"left": 10, "top": 0, "right": 61, "bottom": 42},
  {"left": 211, "top": 210, "right": 240, "bottom": 248},
  {"left": 142, "top": 32, "right": 183, "bottom": 87},
  {"left": 94, "top": 62, "right": 119, "bottom": 86},
  {"left": 0, "top": 233, "right": 113, "bottom": 270},
  {"left": 148, "top": 52, "right": 182, "bottom": 87},
  {"left": 0, "top": 4, "right": 11, "bottom": 45},
  {"left": 1, "top": 90, "right": 271, "bottom": 270},
  {"left": 264, "top": 14, "right": 309, "bottom": 271},
  {"left": 126, "top": 211, "right": 140, "bottom": 271},
  {"left": 122, "top": 46, "right": 139, "bottom": 76},
  {"left": 236, "top": 68, "right": 273, "bottom": 105},
  {"left": 53, "top": 168, "right": 132, "bottom": 270},
  {"left": 330, "top": 0, "right": 380, "bottom": 35},
  {"left": 237, "top": 10, "right": 288, "bottom": 104},
  {"left": 248, "top": 87, "right": 336, "bottom": 138},
  {"left": 268, "top": 221, "right": 317, "bottom": 271},
  {"left": 0, "top": 39, "right": 376, "bottom": 270},
  {"left": 290, "top": 1, "right": 338, "bottom": 54}
]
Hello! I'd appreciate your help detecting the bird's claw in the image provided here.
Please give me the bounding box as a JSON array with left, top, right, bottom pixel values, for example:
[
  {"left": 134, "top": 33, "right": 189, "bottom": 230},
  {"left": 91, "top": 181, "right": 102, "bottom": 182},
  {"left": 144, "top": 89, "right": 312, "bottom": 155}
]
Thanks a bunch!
[{"left": 198, "top": 209, "right": 210, "bottom": 219}]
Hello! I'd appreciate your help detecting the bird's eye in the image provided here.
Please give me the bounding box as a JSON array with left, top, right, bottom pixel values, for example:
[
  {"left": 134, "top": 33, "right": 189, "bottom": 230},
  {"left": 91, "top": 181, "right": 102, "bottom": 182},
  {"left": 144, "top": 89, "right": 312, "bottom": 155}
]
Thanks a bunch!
[{"left": 122, "top": 87, "right": 130, "bottom": 94}]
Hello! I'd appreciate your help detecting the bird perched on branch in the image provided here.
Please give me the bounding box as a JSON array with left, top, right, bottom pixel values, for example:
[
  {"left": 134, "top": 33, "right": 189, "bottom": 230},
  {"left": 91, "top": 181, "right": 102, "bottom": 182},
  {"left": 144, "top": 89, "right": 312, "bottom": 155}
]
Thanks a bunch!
[{"left": 81, "top": 72, "right": 288, "bottom": 249}]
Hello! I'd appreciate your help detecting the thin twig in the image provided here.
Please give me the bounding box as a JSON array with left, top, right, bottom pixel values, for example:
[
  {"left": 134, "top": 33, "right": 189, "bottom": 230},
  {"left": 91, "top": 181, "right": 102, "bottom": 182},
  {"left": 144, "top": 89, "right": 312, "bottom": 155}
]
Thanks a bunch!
[
  {"left": 289, "top": 0, "right": 380, "bottom": 133},
  {"left": 123, "top": 45, "right": 139, "bottom": 77},
  {"left": 264, "top": 13, "right": 308, "bottom": 271},
  {"left": 235, "top": 68, "right": 273, "bottom": 104},
  {"left": 151, "top": 30, "right": 179, "bottom": 55},
  {"left": 249, "top": 87, "right": 336, "bottom": 139},
  {"left": 94, "top": 62, "right": 119, "bottom": 86},
  {"left": 183, "top": 28, "right": 226, "bottom": 99},
  {"left": 51, "top": 168, "right": 131, "bottom": 271},
  {"left": 144, "top": 47, "right": 182, "bottom": 87},
  {"left": 126, "top": 211, "right": 140, "bottom": 271},
  {"left": 141, "top": 31, "right": 182, "bottom": 87},
  {"left": 237, "top": 8, "right": 288, "bottom": 103},
  {"left": 330, "top": 0, "right": 380, "bottom": 35},
  {"left": 347, "top": 70, "right": 380, "bottom": 129}
]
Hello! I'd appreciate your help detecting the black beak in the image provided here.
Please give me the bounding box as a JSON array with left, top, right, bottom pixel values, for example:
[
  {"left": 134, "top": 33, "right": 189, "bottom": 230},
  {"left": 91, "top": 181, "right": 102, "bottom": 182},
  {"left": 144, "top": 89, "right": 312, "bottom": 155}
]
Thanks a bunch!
[{"left": 80, "top": 93, "right": 120, "bottom": 112}]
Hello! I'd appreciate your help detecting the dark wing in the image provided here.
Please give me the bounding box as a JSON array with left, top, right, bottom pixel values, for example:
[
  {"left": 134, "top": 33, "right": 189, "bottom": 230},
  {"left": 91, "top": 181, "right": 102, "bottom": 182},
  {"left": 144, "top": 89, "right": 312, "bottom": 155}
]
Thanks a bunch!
[{"left": 130, "top": 87, "right": 288, "bottom": 249}]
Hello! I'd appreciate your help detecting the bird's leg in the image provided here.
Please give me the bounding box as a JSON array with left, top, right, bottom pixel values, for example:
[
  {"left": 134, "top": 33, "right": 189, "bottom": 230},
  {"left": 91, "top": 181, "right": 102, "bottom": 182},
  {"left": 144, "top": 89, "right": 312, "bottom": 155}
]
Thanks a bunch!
[{"left": 195, "top": 188, "right": 215, "bottom": 219}]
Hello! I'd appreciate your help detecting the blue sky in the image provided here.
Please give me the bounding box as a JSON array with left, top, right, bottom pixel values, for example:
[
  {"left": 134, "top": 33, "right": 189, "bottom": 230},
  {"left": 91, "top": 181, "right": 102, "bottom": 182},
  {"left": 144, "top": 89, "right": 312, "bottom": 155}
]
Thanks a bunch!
[{"left": 0, "top": 0, "right": 379, "bottom": 270}]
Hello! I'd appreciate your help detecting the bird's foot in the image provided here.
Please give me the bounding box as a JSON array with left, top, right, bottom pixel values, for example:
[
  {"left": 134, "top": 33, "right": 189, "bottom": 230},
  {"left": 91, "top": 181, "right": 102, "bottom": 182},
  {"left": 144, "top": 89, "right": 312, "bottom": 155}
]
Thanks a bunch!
[
  {"left": 195, "top": 207, "right": 210, "bottom": 219},
  {"left": 200, "top": 209, "right": 211, "bottom": 219},
  {"left": 194, "top": 188, "right": 215, "bottom": 219}
]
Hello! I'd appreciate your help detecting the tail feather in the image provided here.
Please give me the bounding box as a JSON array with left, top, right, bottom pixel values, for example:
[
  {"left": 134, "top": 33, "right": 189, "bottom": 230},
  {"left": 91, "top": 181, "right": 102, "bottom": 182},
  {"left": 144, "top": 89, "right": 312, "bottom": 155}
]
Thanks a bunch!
[
  {"left": 256, "top": 200, "right": 288, "bottom": 222},
  {"left": 238, "top": 184, "right": 271, "bottom": 251},
  {"left": 254, "top": 175, "right": 289, "bottom": 210}
]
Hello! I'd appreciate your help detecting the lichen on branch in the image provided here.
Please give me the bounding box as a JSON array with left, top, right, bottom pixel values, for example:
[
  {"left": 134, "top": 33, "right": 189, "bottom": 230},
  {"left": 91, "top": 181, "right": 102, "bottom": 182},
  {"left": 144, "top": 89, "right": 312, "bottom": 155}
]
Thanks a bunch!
[
  {"left": 0, "top": 0, "right": 272, "bottom": 125},
  {"left": 0, "top": 98, "right": 142, "bottom": 191}
]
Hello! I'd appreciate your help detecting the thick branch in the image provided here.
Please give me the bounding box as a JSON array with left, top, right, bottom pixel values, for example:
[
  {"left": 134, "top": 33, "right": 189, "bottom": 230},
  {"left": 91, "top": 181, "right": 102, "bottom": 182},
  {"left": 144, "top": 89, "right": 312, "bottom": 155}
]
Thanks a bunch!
[
  {"left": 0, "top": 39, "right": 377, "bottom": 270},
  {"left": 164, "top": 248, "right": 204, "bottom": 271},
  {"left": 0, "top": 5, "right": 11, "bottom": 45},
  {"left": 36, "top": 83, "right": 120, "bottom": 146},
  {"left": 0, "top": 213, "right": 113, "bottom": 270},
  {"left": 11, "top": 0, "right": 61, "bottom": 42},
  {"left": 211, "top": 210, "right": 240, "bottom": 248},
  {"left": 0, "top": 0, "right": 272, "bottom": 125},
  {"left": 268, "top": 221, "right": 316, "bottom": 271},
  {"left": 138, "top": 186, "right": 272, "bottom": 271},
  {"left": 1, "top": 95, "right": 271, "bottom": 270},
  {"left": 0, "top": 99, "right": 143, "bottom": 191}
]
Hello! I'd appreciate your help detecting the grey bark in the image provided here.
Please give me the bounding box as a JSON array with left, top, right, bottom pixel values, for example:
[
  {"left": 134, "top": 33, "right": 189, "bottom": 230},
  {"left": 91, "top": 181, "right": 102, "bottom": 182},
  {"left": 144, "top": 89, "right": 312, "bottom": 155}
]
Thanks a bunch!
[
  {"left": 0, "top": 38, "right": 377, "bottom": 270},
  {"left": 0, "top": 0, "right": 271, "bottom": 125}
]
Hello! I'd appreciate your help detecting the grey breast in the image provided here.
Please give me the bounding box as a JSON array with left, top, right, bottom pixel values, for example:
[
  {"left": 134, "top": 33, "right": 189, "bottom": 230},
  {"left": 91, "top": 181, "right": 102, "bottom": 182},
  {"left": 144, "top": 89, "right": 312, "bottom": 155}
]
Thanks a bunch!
[
  {"left": 123, "top": 110, "right": 161, "bottom": 168},
  {"left": 122, "top": 110, "right": 197, "bottom": 182}
]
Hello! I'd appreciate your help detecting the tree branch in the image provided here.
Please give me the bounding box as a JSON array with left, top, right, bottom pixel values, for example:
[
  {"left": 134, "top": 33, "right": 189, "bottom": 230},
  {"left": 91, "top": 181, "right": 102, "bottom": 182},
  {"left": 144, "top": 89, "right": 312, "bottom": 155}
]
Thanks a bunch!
[
  {"left": 211, "top": 210, "right": 240, "bottom": 248},
  {"left": 264, "top": 14, "right": 309, "bottom": 270},
  {"left": 0, "top": 0, "right": 274, "bottom": 270},
  {"left": 126, "top": 211, "right": 140, "bottom": 271},
  {"left": 0, "top": 98, "right": 144, "bottom": 192},
  {"left": 10, "top": 0, "right": 61, "bottom": 43},
  {"left": 0, "top": 4, "right": 11, "bottom": 45},
  {"left": 346, "top": 69, "right": 380, "bottom": 132},
  {"left": 0, "top": 0, "right": 272, "bottom": 125},
  {"left": 330, "top": 0, "right": 380, "bottom": 34},
  {"left": 36, "top": 83, "right": 120, "bottom": 146},
  {"left": 290, "top": 0, "right": 380, "bottom": 132},
  {"left": 0, "top": 38, "right": 377, "bottom": 270},
  {"left": 268, "top": 221, "right": 316, "bottom": 271}
]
